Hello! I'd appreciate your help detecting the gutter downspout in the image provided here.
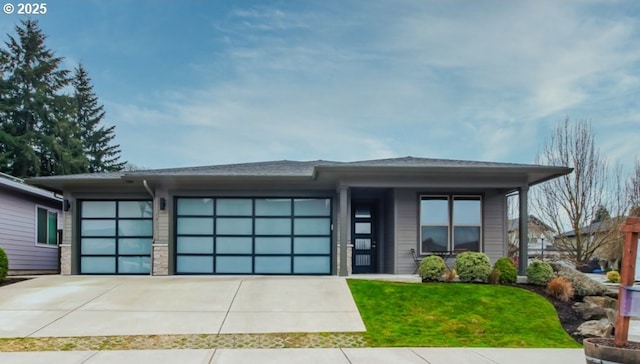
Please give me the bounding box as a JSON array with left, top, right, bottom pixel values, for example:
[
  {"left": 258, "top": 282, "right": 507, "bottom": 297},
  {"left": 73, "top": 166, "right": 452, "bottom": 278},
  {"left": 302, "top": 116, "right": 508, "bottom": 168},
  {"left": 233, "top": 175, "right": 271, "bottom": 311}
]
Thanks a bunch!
[{"left": 143, "top": 180, "right": 155, "bottom": 276}]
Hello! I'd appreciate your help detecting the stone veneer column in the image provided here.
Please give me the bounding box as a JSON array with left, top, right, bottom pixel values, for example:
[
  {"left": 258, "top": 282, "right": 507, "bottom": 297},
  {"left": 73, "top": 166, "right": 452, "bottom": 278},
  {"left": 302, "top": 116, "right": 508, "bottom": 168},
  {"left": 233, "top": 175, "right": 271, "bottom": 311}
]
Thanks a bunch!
[
  {"left": 60, "top": 202, "right": 73, "bottom": 275},
  {"left": 152, "top": 191, "right": 170, "bottom": 275},
  {"left": 60, "top": 244, "right": 71, "bottom": 275}
]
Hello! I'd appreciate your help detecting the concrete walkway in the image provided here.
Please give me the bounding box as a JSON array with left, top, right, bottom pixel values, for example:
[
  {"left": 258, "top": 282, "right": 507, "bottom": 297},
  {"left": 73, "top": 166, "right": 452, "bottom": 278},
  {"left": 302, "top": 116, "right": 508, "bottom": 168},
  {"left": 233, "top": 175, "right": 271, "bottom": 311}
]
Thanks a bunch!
[
  {"left": 0, "top": 348, "right": 586, "bottom": 364},
  {"left": 0, "top": 276, "right": 365, "bottom": 338}
]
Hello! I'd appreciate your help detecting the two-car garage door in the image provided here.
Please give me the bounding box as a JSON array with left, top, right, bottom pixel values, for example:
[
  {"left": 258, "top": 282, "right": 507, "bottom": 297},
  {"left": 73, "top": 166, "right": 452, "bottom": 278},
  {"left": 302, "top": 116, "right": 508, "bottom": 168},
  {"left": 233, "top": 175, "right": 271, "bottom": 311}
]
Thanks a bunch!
[
  {"left": 175, "top": 197, "right": 332, "bottom": 275},
  {"left": 78, "top": 197, "right": 332, "bottom": 275}
]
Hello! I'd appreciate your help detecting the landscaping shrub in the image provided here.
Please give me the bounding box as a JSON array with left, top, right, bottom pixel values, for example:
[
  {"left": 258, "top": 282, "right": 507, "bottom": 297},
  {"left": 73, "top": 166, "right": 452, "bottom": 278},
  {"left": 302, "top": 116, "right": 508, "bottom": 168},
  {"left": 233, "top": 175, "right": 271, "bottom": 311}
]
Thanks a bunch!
[
  {"left": 546, "top": 277, "right": 574, "bottom": 302},
  {"left": 418, "top": 255, "right": 446, "bottom": 281},
  {"left": 526, "top": 261, "right": 554, "bottom": 286},
  {"left": 493, "top": 257, "right": 517, "bottom": 284},
  {"left": 0, "top": 247, "right": 8, "bottom": 281},
  {"left": 606, "top": 270, "right": 621, "bottom": 283},
  {"left": 488, "top": 267, "right": 501, "bottom": 285},
  {"left": 443, "top": 268, "right": 457, "bottom": 282},
  {"left": 554, "top": 264, "right": 608, "bottom": 297},
  {"left": 456, "top": 252, "right": 491, "bottom": 282}
]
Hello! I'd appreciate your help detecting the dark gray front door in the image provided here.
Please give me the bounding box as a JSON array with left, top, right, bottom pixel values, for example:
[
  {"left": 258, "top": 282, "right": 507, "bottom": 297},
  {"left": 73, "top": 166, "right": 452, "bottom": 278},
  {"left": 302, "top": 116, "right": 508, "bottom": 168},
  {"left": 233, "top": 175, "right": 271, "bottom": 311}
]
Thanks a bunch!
[{"left": 352, "top": 202, "right": 376, "bottom": 273}]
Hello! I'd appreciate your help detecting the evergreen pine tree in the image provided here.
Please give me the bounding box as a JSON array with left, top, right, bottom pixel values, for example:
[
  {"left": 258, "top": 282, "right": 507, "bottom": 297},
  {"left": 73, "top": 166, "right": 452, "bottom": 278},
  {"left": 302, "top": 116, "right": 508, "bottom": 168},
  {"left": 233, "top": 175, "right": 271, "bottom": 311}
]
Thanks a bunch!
[
  {"left": 72, "top": 64, "right": 125, "bottom": 172},
  {"left": 0, "top": 19, "right": 77, "bottom": 177}
]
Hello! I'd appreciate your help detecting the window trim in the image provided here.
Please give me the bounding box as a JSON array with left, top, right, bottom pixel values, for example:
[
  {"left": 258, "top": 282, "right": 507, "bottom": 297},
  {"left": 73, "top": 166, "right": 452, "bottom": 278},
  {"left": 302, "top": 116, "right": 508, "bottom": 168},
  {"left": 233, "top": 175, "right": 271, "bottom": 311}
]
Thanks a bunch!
[
  {"left": 419, "top": 194, "right": 483, "bottom": 255},
  {"left": 34, "top": 205, "right": 59, "bottom": 248}
]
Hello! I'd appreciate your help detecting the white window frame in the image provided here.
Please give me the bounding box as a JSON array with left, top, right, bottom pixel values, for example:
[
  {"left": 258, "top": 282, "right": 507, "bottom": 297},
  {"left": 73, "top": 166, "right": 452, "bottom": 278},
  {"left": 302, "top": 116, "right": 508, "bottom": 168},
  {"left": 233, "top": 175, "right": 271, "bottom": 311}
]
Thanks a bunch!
[
  {"left": 34, "top": 205, "right": 59, "bottom": 248},
  {"left": 419, "top": 195, "right": 483, "bottom": 254}
]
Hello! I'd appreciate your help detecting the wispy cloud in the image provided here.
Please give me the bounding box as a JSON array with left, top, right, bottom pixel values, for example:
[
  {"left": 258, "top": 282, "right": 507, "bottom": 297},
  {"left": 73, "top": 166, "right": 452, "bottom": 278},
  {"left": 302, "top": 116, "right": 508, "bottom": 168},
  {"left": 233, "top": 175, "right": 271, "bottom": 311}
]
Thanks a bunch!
[{"left": 101, "top": 0, "right": 640, "bottom": 168}]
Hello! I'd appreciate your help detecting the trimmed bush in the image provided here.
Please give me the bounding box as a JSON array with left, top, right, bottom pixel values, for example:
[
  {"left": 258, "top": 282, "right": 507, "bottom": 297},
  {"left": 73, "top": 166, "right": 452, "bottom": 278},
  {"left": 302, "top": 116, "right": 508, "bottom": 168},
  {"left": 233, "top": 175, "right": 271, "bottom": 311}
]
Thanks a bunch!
[
  {"left": 418, "top": 255, "right": 446, "bottom": 281},
  {"left": 456, "top": 252, "right": 491, "bottom": 282},
  {"left": 526, "top": 260, "right": 554, "bottom": 286},
  {"left": 546, "top": 277, "right": 574, "bottom": 302},
  {"left": 493, "top": 257, "right": 517, "bottom": 284},
  {"left": 0, "top": 247, "right": 8, "bottom": 281},
  {"left": 606, "top": 270, "right": 621, "bottom": 283}
]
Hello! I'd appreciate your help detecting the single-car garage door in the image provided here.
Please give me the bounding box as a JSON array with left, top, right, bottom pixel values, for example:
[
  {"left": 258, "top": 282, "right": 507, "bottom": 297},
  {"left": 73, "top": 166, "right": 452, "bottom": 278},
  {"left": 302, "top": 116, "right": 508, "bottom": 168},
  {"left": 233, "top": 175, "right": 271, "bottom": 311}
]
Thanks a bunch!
[
  {"left": 175, "top": 197, "right": 332, "bottom": 274},
  {"left": 79, "top": 200, "right": 153, "bottom": 274}
]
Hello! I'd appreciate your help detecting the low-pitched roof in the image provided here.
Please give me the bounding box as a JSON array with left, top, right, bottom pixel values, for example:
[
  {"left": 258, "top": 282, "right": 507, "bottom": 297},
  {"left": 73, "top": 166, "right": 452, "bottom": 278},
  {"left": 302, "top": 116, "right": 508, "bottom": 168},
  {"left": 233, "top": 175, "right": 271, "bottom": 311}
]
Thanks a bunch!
[
  {"left": 507, "top": 215, "right": 555, "bottom": 233},
  {"left": 27, "top": 156, "right": 572, "bottom": 193},
  {"left": 0, "top": 172, "right": 62, "bottom": 202}
]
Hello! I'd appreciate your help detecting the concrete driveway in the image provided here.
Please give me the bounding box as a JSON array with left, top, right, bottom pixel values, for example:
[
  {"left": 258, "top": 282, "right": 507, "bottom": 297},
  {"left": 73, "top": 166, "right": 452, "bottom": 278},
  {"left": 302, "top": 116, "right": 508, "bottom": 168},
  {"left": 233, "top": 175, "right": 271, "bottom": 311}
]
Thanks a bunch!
[{"left": 0, "top": 276, "right": 365, "bottom": 338}]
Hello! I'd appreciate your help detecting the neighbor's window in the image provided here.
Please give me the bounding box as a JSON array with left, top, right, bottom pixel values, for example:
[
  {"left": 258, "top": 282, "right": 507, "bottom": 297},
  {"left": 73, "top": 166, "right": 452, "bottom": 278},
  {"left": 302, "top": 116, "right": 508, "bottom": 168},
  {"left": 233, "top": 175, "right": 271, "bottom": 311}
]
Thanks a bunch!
[
  {"left": 420, "top": 195, "right": 481, "bottom": 254},
  {"left": 36, "top": 207, "right": 58, "bottom": 246}
]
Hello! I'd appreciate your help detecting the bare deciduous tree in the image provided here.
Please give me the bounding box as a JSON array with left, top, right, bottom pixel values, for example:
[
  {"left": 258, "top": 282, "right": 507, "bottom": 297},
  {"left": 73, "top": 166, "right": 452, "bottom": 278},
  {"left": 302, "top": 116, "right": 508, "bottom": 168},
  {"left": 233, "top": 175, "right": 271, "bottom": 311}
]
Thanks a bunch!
[
  {"left": 629, "top": 158, "right": 640, "bottom": 216},
  {"left": 532, "top": 118, "right": 625, "bottom": 266}
]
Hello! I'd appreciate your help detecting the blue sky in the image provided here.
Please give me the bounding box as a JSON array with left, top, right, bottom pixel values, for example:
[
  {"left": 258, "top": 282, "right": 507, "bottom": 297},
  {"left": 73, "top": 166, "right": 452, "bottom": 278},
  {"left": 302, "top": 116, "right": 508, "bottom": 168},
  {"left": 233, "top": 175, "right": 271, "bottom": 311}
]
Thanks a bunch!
[{"left": 2, "top": 0, "right": 639, "bottom": 169}]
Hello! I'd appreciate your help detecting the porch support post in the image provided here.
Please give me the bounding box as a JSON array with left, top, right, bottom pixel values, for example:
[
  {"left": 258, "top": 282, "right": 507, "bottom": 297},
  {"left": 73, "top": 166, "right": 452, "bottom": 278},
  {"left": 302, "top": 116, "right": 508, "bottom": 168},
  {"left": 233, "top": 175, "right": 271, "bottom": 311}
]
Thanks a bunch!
[
  {"left": 339, "top": 185, "right": 349, "bottom": 276},
  {"left": 518, "top": 185, "right": 529, "bottom": 275}
]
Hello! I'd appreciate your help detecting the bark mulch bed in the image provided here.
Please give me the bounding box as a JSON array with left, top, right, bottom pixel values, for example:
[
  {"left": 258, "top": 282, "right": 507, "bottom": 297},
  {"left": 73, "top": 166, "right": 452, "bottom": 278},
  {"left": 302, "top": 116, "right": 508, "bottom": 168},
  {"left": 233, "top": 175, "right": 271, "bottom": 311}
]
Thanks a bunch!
[{"left": 517, "top": 283, "right": 589, "bottom": 344}]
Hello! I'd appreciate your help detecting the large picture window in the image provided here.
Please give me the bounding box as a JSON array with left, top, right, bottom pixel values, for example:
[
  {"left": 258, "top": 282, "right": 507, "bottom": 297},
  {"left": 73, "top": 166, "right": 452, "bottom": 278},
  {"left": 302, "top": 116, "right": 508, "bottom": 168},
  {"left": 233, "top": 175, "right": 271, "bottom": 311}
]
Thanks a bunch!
[
  {"left": 420, "top": 195, "right": 482, "bottom": 254},
  {"left": 36, "top": 206, "right": 58, "bottom": 246}
]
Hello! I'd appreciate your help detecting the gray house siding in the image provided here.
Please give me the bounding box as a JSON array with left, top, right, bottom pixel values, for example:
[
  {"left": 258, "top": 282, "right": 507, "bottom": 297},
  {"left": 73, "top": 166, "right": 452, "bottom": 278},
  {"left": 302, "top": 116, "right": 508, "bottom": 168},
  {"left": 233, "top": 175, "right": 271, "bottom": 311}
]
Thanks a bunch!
[
  {"left": 392, "top": 188, "right": 507, "bottom": 274},
  {"left": 382, "top": 189, "right": 395, "bottom": 274},
  {"left": 0, "top": 189, "right": 60, "bottom": 272},
  {"left": 483, "top": 191, "right": 507, "bottom": 263},
  {"left": 394, "top": 189, "right": 419, "bottom": 274}
]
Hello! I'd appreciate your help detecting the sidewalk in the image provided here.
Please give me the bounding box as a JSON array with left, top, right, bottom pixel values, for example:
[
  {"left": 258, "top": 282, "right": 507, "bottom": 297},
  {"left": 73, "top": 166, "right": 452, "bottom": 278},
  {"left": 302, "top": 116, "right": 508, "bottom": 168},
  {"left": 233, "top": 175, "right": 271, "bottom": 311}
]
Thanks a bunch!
[{"left": 0, "top": 347, "right": 586, "bottom": 364}]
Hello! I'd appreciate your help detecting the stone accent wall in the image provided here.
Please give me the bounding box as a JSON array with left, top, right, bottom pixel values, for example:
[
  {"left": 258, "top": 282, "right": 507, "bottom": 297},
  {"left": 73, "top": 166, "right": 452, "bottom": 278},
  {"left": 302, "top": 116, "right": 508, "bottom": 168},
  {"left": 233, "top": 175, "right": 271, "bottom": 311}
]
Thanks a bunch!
[
  {"left": 60, "top": 244, "right": 71, "bottom": 275},
  {"left": 337, "top": 244, "right": 354, "bottom": 275},
  {"left": 153, "top": 244, "right": 169, "bottom": 275}
]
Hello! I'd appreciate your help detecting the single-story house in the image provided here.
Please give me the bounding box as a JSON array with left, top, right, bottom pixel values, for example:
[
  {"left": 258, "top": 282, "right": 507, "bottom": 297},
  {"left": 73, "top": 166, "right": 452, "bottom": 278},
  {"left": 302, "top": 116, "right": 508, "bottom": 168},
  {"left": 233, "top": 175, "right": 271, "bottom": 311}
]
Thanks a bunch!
[
  {"left": 27, "top": 157, "right": 571, "bottom": 276},
  {"left": 0, "top": 172, "right": 62, "bottom": 274}
]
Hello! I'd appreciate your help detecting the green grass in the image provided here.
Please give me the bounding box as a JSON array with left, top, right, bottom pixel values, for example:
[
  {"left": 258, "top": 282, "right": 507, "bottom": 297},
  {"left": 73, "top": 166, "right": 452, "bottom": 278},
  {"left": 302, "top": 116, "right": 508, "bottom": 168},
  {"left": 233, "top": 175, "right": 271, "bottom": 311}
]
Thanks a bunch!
[{"left": 347, "top": 279, "right": 581, "bottom": 348}]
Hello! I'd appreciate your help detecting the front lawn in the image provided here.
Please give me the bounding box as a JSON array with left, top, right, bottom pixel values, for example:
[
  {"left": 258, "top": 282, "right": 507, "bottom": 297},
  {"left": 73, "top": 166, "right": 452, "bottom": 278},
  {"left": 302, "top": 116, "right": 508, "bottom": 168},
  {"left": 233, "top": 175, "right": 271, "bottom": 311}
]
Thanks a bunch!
[{"left": 347, "top": 279, "right": 581, "bottom": 348}]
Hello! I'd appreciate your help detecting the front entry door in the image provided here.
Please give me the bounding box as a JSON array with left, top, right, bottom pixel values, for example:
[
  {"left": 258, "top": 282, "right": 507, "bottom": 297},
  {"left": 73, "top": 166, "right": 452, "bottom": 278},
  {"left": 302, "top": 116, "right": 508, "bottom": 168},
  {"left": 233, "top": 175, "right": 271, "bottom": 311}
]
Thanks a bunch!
[{"left": 352, "top": 202, "right": 376, "bottom": 273}]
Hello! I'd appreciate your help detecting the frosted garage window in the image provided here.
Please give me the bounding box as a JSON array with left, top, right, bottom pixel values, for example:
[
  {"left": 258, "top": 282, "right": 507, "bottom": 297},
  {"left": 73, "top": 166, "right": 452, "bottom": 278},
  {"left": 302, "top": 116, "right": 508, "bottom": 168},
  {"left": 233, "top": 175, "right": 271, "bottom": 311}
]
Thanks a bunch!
[
  {"left": 82, "top": 220, "right": 116, "bottom": 236},
  {"left": 294, "top": 237, "right": 330, "bottom": 254},
  {"left": 118, "top": 256, "right": 150, "bottom": 274},
  {"left": 216, "top": 256, "right": 252, "bottom": 273},
  {"left": 119, "top": 201, "right": 153, "bottom": 218},
  {"left": 177, "top": 198, "right": 214, "bottom": 216},
  {"left": 294, "top": 199, "right": 330, "bottom": 216},
  {"left": 255, "top": 257, "right": 291, "bottom": 274},
  {"left": 216, "top": 218, "right": 252, "bottom": 235},
  {"left": 177, "top": 256, "right": 213, "bottom": 273},
  {"left": 118, "top": 238, "right": 152, "bottom": 255},
  {"left": 217, "top": 199, "right": 252, "bottom": 216},
  {"left": 255, "top": 218, "right": 291, "bottom": 235},
  {"left": 294, "top": 218, "right": 330, "bottom": 235},
  {"left": 177, "top": 218, "right": 213, "bottom": 235},
  {"left": 81, "top": 238, "right": 116, "bottom": 255},
  {"left": 82, "top": 201, "right": 116, "bottom": 218},
  {"left": 216, "top": 237, "right": 252, "bottom": 254},
  {"left": 177, "top": 237, "right": 214, "bottom": 254},
  {"left": 255, "top": 237, "right": 291, "bottom": 254},
  {"left": 81, "top": 257, "right": 115, "bottom": 274},
  {"left": 118, "top": 220, "right": 153, "bottom": 237},
  {"left": 255, "top": 199, "right": 291, "bottom": 216},
  {"left": 293, "top": 256, "right": 330, "bottom": 274}
]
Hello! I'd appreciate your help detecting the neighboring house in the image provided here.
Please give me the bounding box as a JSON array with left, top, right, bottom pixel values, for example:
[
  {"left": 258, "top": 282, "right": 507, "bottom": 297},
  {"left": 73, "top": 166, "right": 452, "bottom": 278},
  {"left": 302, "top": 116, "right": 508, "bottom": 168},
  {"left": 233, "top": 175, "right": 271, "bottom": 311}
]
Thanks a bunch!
[
  {"left": 556, "top": 217, "right": 625, "bottom": 268},
  {"left": 507, "top": 215, "right": 555, "bottom": 257},
  {"left": 28, "top": 157, "right": 571, "bottom": 276},
  {"left": 0, "top": 172, "right": 62, "bottom": 274}
]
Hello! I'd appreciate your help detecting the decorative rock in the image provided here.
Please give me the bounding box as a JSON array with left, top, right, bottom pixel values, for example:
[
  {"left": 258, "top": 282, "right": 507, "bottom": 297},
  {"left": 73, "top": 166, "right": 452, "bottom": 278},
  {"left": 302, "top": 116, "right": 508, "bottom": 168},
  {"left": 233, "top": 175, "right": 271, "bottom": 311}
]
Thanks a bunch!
[
  {"left": 575, "top": 318, "right": 614, "bottom": 338},
  {"left": 584, "top": 296, "right": 618, "bottom": 309},
  {"left": 574, "top": 302, "right": 608, "bottom": 320}
]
